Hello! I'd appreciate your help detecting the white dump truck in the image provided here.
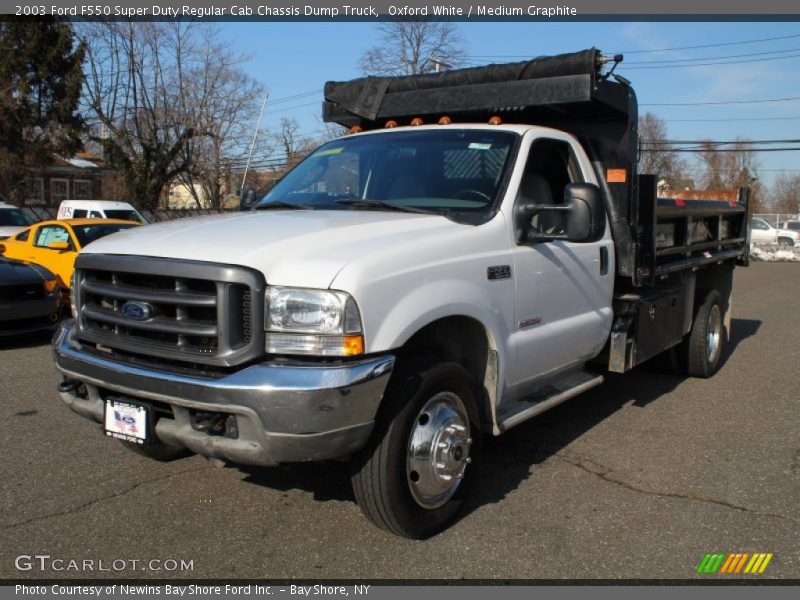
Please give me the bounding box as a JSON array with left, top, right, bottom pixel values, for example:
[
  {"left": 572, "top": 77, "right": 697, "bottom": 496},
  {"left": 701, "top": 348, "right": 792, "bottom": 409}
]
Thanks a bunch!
[{"left": 53, "top": 49, "right": 750, "bottom": 538}]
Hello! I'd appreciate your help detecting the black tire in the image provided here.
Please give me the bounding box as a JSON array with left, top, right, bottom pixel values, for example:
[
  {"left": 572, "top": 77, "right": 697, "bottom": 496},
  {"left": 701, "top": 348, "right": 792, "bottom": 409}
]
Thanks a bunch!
[
  {"left": 120, "top": 440, "right": 192, "bottom": 462},
  {"left": 351, "top": 362, "right": 482, "bottom": 539},
  {"left": 777, "top": 237, "right": 794, "bottom": 249},
  {"left": 684, "top": 290, "right": 725, "bottom": 378}
]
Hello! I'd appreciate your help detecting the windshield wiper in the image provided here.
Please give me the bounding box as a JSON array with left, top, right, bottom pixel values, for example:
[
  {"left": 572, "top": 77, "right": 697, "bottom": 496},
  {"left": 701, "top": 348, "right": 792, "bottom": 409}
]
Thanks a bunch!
[
  {"left": 255, "top": 201, "right": 313, "bottom": 210},
  {"left": 334, "top": 198, "right": 430, "bottom": 214}
]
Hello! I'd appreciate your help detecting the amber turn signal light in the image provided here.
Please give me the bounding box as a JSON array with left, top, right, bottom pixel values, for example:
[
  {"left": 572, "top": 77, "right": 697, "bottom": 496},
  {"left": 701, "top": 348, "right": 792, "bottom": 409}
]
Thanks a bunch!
[
  {"left": 43, "top": 279, "right": 59, "bottom": 295},
  {"left": 343, "top": 335, "right": 365, "bottom": 356}
]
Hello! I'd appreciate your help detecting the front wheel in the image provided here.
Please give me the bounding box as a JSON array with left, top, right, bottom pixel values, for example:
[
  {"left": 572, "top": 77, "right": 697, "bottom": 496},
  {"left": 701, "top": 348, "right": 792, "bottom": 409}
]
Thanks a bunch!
[{"left": 351, "top": 362, "right": 481, "bottom": 539}]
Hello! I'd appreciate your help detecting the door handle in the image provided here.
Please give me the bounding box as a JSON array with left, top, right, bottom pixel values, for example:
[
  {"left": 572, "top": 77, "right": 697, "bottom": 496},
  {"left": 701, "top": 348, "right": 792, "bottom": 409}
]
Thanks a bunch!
[{"left": 599, "top": 247, "right": 609, "bottom": 276}]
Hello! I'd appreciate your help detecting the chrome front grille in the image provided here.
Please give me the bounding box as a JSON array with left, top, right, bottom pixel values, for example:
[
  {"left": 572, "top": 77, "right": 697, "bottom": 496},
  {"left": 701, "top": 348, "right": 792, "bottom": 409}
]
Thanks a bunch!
[{"left": 74, "top": 254, "right": 265, "bottom": 367}]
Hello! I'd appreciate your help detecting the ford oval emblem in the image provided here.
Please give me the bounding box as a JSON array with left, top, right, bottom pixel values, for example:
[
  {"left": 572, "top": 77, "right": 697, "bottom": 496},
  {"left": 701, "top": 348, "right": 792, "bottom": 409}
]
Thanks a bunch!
[{"left": 121, "top": 300, "right": 155, "bottom": 321}]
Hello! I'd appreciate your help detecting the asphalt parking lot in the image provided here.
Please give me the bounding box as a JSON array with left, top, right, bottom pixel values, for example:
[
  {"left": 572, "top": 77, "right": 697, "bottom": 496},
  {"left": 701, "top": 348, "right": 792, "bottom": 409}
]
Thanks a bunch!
[{"left": 1, "top": 262, "right": 798, "bottom": 580}]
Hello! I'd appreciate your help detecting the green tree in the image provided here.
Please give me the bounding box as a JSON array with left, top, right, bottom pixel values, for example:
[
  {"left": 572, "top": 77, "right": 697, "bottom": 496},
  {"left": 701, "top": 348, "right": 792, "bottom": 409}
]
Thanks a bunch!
[{"left": 0, "top": 18, "right": 85, "bottom": 204}]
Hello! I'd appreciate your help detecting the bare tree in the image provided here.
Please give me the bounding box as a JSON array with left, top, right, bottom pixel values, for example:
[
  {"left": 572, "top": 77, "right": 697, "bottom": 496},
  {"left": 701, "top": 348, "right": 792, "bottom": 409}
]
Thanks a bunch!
[
  {"left": 175, "top": 29, "right": 267, "bottom": 209},
  {"left": 696, "top": 139, "right": 764, "bottom": 210},
  {"left": 770, "top": 173, "right": 800, "bottom": 215},
  {"left": 637, "top": 112, "right": 687, "bottom": 186},
  {"left": 271, "top": 117, "right": 318, "bottom": 167},
  {"left": 316, "top": 119, "right": 348, "bottom": 144},
  {"left": 81, "top": 22, "right": 225, "bottom": 210},
  {"left": 359, "top": 21, "right": 466, "bottom": 76},
  {"left": 695, "top": 139, "right": 760, "bottom": 190}
]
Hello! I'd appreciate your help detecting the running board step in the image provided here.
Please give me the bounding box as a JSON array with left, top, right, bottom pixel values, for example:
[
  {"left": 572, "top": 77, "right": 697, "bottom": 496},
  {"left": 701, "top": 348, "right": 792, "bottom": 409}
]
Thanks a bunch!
[{"left": 498, "top": 371, "right": 604, "bottom": 432}]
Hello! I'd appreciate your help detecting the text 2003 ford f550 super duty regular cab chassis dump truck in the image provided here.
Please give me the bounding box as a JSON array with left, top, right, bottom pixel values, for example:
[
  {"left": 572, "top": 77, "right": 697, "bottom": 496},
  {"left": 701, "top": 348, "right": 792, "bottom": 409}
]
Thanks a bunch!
[{"left": 53, "top": 49, "right": 751, "bottom": 538}]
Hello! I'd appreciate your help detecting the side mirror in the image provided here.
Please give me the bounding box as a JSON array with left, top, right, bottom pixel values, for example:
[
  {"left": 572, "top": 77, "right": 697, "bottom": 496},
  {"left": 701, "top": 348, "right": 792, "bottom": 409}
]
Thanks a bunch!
[
  {"left": 49, "top": 241, "right": 70, "bottom": 251},
  {"left": 515, "top": 182, "right": 605, "bottom": 244},
  {"left": 239, "top": 187, "right": 259, "bottom": 211}
]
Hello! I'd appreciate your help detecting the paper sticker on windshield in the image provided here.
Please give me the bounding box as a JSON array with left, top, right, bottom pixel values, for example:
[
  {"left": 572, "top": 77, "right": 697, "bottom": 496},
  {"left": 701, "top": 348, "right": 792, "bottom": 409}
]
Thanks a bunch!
[
  {"left": 314, "top": 147, "right": 345, "bottom": 157},
  {"left": 468, "top": 143, "right": 492, "bottom": 151}
]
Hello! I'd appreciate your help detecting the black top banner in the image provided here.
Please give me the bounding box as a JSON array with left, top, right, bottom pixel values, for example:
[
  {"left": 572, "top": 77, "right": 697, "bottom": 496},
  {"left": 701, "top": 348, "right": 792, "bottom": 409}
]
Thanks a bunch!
[{"left": 2, "top": 0, "right": 800, "bottom": 20}]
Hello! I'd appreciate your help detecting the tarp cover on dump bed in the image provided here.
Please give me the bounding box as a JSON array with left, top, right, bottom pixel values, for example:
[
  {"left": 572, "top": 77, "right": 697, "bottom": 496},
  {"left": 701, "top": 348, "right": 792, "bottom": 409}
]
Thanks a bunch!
[
  {"left": 322, "top": 48, "right": 643, "bottom": 131},
  {"left": 323, "top": 49, "right": 601, "bottom": 123}
]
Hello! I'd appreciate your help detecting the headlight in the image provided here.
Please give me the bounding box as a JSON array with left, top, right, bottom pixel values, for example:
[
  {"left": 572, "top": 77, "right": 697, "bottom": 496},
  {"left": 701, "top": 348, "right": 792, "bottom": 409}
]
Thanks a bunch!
[{"left": 265, "top": 287, "right": 363, "bottom": 357}]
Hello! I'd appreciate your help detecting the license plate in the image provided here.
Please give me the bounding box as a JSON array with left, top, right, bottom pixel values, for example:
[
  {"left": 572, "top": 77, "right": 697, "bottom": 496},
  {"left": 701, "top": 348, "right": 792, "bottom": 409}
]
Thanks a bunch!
[{"left": 104, "top": 399, "right": 149, "bottom": 444}]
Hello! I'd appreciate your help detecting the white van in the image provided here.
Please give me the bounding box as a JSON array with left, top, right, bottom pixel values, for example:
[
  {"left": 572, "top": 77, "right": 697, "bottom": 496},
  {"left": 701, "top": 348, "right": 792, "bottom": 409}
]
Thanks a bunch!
[{"left": 56, "top": 200, "right": 147, "bottom": 224}]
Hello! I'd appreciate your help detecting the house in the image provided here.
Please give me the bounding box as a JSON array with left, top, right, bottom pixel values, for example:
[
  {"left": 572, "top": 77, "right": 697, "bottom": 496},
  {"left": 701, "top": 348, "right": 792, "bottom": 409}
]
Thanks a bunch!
[{"left": 21, "top": 152, "right": 116, "bottom": 206}]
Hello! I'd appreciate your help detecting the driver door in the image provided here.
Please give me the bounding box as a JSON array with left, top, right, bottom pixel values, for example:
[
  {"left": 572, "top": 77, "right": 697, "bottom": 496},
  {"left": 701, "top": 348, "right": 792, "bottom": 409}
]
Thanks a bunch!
[{"left": 507, "top": 135, "right": 614, "bottom": 390}]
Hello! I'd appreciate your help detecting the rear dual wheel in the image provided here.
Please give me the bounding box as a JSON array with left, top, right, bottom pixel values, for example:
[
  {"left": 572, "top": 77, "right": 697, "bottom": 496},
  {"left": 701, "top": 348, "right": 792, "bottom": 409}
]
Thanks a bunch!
[
  {"left": 684, "top": 290, "right": 724, "bottom": 378},
  {"left": 351, "top": 362, "right": 481, "bottom": 539},
  {"left": 660, "top": 290, "right": 725, "bottom": 378}
]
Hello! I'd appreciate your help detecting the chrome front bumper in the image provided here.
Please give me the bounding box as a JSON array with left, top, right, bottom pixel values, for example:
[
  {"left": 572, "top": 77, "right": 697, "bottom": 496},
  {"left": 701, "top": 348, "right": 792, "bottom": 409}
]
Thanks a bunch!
[{"left": 53, "top": 320, "right": 395, "bottom": 465}]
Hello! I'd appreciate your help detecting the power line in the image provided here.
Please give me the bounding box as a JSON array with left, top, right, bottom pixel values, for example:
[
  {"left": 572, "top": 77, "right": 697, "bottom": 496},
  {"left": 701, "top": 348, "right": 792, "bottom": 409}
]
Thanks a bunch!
[
  {"left": 621, "top": 51, "right": 800, "bottom": 70},
  {"left": 662, "top": 116, "right": 800, "bottom": 122},
  {"left": 642, "top": 139, "right": 800, "bottom": 145},
  {"left": 644, "top": 147, "right": 800, "bottom": 152},
  {"left": 622, "top": 46, "right": 800, "bottom": 65},
  {"left": 463, "top": 33, "right": 800, "bottom": 60},
  {"left": 615, "top": 32, "right": 800, "bottom": 54},
  {"left": 268, "top": 89, "right": 322, "bottom": 106},
  {"left": 268, "top": 100, "right": 322, "bottom": 114},
  {"left": 641, "top": 96, "right": 800, "bottom": 106}
]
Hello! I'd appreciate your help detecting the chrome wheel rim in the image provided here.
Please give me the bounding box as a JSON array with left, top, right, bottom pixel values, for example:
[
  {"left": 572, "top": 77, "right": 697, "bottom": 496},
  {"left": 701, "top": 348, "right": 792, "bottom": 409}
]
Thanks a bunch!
[
  {"left": 706, "top": 304, "right": 722, "bottom": 363},
  {"left": 407, "top": 391, "right": 472, "bottom": 510}
]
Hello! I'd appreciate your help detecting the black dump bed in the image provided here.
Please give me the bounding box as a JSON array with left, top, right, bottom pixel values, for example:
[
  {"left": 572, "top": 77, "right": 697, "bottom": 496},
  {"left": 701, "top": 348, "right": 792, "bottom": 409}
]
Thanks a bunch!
[{"left": 323, "top": 49, "right": 750, "bottom": 286}]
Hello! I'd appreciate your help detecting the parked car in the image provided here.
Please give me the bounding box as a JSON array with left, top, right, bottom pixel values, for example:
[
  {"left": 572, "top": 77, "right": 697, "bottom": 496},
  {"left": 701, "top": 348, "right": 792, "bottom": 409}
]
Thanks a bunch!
[
  {"left": 0, "top": 201, "right": 36, "bottom": 240},
  {"left": 750, "top": 216, "right": 799, "bottom": 247},
  {"left": 0, "top": 219, "right": 140, "bottom": 296},
  {"left": 57, "top": 200, "right": 147, "bottom": 224},
  {"left": 0, "top": 257, "right": 61, "bottom": 337},
  {"left": 781, "top": 220, "right": 800, "bottom": 233}
]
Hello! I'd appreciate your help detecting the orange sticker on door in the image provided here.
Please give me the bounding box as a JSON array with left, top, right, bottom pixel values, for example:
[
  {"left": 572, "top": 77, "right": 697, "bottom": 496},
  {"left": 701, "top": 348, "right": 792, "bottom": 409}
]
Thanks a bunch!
[{"left": 607, "top": 168, "right": 627, "bottom": 183}]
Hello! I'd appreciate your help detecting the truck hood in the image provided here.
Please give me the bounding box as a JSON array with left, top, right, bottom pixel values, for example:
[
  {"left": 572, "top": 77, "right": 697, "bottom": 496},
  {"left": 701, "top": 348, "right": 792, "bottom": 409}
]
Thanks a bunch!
[{"left": 81, "top": 210, "right": 467, "bottom": 288}]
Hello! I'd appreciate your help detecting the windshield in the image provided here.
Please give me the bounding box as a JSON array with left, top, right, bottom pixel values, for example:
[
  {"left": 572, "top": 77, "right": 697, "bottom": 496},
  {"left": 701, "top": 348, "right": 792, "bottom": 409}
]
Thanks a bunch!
[
  {"left": 72, "top": 223, "right": 138, "bottom": 247},
  {"left": 0, "top": 208, "right": 35, "bottom": 227},
  {"left": 104, "top": 209, "right": 146, "bottom": 223},
  {"left": 256, "top": 129, "right": 518, "bottom": 220}
]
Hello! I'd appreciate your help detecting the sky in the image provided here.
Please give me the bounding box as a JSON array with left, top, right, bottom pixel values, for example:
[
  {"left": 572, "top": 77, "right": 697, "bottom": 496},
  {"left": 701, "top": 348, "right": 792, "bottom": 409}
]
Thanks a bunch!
[{"left": 215, "top": 21, "right": 800, "bottom": 188}]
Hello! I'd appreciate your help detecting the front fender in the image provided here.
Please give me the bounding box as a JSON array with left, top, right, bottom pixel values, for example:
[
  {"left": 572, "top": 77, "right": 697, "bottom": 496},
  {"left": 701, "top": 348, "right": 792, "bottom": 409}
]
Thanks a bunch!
[{"left": 369, "top": 278, "right": 510, "bottom": 355}]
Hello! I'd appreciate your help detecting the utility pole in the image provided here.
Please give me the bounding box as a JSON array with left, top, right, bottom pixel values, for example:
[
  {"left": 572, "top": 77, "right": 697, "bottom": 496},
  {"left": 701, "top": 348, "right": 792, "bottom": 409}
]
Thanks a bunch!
[
  {"left": 241, "top": 92, "right": 269, "bottom": 195},
  {"left": 430, "top": 57, "right": 452, "bottom": 73}
]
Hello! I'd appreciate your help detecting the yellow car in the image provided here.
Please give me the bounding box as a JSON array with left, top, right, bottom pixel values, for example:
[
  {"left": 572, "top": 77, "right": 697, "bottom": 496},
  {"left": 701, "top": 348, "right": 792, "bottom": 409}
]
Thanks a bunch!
[{"left": 0, "top": 219, "right": 140, "bottom": 296}]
